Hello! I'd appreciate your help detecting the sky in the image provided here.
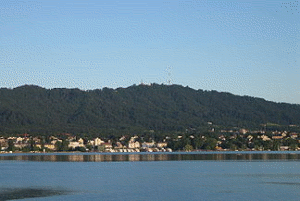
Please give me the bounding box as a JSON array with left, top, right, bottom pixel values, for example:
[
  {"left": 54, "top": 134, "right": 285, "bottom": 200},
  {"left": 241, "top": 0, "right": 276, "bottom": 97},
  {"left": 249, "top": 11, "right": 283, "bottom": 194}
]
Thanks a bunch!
[{"left": 1, "top": 0, "right": 299, "bottom": 104}]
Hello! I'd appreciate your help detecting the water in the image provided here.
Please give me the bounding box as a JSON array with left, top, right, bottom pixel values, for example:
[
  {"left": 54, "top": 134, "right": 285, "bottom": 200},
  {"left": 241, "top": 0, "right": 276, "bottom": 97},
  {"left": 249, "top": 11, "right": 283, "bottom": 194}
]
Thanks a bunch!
[{"left": 1, "top": 152, "right": 300, "bottom": 200}]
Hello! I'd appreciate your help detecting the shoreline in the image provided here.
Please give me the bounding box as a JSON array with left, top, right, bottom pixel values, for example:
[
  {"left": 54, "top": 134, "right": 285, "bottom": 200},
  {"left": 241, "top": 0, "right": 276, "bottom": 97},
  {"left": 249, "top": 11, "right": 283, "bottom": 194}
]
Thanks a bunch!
[{"left": 1, "top": 149, "right": 299, "bottom": 155}]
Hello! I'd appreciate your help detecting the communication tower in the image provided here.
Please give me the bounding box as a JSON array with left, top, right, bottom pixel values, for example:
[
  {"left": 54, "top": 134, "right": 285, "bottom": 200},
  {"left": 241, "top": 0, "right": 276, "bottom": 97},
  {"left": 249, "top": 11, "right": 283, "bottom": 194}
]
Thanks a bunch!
[{"left": 165, "top": 66, "right": 173, "bottom": 85}]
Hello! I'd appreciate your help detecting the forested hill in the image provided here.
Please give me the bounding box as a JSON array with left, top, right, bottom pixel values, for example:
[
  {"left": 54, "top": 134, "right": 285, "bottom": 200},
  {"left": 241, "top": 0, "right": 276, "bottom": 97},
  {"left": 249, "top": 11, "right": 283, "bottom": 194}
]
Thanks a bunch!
[{"left": 0, "top": 84, "right": 300, "bottom": 136}]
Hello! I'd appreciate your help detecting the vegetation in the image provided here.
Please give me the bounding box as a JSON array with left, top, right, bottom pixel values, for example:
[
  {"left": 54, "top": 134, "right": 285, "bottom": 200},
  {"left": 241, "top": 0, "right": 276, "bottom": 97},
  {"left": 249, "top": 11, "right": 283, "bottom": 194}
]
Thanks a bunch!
[{"left": 0, "top": 84, "right": 300, "bottom": 137}]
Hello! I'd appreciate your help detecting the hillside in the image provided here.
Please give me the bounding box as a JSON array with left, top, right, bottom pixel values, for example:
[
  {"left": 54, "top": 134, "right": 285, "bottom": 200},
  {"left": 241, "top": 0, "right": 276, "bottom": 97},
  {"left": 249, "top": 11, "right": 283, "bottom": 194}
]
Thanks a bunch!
[{"left": 0, "top": 84, "right": 300, "bottom": 136}]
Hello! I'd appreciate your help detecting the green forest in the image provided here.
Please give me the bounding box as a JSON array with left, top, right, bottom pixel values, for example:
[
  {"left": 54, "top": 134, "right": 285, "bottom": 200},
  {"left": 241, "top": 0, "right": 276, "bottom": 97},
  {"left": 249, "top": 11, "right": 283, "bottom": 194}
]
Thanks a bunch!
[{"left": 1, "top": 84, "right": 300, "bottom": 137}]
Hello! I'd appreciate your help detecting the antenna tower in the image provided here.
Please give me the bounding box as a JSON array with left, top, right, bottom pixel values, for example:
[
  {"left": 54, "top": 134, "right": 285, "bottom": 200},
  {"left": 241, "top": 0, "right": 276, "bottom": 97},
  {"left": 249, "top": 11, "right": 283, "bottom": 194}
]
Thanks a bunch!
[{"left": 166, "top": 66, "right": 173, "bottom": 85}]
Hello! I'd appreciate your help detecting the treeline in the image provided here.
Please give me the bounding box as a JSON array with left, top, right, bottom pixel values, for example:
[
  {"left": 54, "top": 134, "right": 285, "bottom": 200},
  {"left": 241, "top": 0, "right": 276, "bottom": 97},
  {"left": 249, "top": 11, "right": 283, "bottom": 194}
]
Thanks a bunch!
[{"left": 0, "top": 83, "right": 300, "bottom": 137}]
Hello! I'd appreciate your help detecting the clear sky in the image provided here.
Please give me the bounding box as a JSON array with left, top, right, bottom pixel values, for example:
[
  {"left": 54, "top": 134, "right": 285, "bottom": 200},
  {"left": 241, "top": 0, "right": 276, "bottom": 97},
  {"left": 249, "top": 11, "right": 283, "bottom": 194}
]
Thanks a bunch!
[{"left": 1, "top": 0, "right": 299, "bottom": 104}]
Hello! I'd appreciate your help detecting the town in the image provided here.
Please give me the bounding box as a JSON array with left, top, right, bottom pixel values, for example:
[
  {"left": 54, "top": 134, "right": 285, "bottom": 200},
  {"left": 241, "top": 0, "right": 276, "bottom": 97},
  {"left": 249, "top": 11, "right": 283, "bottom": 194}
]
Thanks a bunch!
[{"left": 1, "top": 126, "right": 300, "bottom": 153}]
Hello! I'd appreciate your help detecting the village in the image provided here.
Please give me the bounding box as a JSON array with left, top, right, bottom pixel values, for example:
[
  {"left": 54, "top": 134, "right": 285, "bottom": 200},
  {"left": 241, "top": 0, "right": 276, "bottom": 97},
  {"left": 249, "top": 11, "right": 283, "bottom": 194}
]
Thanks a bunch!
[
  {"left": 0, "top": 134, "right": 172, "bottom": 153},
  {"left": 1, "top": 127, "right": 300, "bottom": 153}
]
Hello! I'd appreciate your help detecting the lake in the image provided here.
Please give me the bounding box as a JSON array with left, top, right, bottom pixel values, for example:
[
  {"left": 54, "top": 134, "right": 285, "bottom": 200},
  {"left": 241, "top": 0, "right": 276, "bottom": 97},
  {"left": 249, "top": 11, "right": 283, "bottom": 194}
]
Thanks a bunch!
[{"left": 1, "top": 152, "right": 300, "bottom": 200}]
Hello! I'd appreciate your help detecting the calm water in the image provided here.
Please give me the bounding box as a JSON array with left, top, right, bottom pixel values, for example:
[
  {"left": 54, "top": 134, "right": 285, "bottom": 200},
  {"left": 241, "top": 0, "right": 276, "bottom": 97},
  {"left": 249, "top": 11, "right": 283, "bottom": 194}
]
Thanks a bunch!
[{"left": 1, "top": 152, "right": 300, "bottom": 200}]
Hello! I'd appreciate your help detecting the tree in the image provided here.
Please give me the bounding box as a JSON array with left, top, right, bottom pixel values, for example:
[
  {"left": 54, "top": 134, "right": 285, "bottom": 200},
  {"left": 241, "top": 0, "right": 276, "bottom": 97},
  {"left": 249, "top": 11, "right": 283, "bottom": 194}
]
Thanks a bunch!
[
  {"left": 97, "top": 145, "right": 105, "bottom": 152},
  {"left": 86, "top": 144, "right": 93, "bottom": 151},
  {"left": 54, "top": 139, "right": 69, "bottom": 151},
  {"left": 262, "top": 140, "right": 272, "bottom": 151},
  {"left": 29, "top": 138, "right": 35, "bottom": 151},
  {"left": 229, "top": 144, "right": 237, "bottom": 151},
  {"left": 7, "top": 139, "right": 15, "bottom": 152},
  {"left": 61, "top": 139, "right": 69, "bottom": 151},
  {"left": 202, "top": 138, "right": 217, "bottom": 150},
  {"left": 21, "top": 146, "right": 31, "bottom": 152},
  {"left": 184, "top": 144, "right": 193, "bottom": 152},
  {"left": 193, "top": 138, "right": 203, "bottom": 150},
  {"left": 55, "top": 141, "right": 62, "bottom": 151},
  {"left": 272, "top": 140, "right": 280, "bottom": 151},
  {"left": 41, "top": 136, "right": 45, "bottom": 150},
  {"left": 289, "top": 143, "right": 298, "bottom": 151},
  {"left": 2, "top": 84, "right": 300, "bottom": 137},
  {"left": 75, "top": 146, "right": 86, "bottom": 152}
]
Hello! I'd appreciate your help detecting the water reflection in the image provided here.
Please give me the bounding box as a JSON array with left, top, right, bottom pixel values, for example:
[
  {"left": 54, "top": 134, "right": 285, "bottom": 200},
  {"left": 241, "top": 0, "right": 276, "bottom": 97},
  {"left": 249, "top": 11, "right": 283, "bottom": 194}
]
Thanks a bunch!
[
  {"left": 1, "top": 152, "right": 300, "bottom": 162},
  {"left": 264, "top": 182, "right": 300, "bottom": 186},
  {"left": 0, "top": 187, "right": 70, "bottom": 200}
]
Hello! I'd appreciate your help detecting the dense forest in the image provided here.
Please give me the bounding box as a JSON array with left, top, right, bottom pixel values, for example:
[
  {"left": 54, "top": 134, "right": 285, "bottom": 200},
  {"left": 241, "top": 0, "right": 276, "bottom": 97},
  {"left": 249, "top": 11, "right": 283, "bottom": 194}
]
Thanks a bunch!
[{"left": 0, "top": 84, "right": 300, "bottom": 137}]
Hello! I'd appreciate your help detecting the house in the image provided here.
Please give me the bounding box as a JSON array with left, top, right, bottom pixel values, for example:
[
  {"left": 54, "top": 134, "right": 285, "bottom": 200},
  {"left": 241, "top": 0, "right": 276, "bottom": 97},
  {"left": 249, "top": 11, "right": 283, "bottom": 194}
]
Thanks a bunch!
[
  {"left": 290, "top": 133, "right": 298, "bottom": 139},
  {"left": 157, "top": 142, "right": 167, "bottom": 148},
  {"left": 239, "top": 129, "right": 248, "bottom": 134},
  {"left": 78, "top": 138, "right": 84, "bottom": 145},
  {"left": 128, "top": 141, "right": 140, "bottom": 149},
  {"left": 69, "top": 141, "right": 85, "bottom": 149},
  {"left": 35, "top": 144, "right": 42, "bottom": 149},
  {"left": 33, "top": 137, "right": 40, "bottom": 144},
  {"left": 272, "top": 135, "right": 284, "bottom": 140},
  {"left": 218, "top": 135, "right": 226, "bottom": 141},
  {"left": 102, "top": 142, "right": 113, "bottom": 149},
  {"left": 16, "top": 137, "right": 24, "bottom": 143},
  {"left": 44, "top": 144, "right": 55, "bottom": 150},
  {"left": 142, "top": 141, "right": 155, "bottom": 148},
  {"left": 51, "top": 139, "right": 62, "bottom": 145},
  {"left": 14, "top": 143, "right": 27, "bottom": 149},
  {"left": 280, "top": 146, "right": 289, "bottom": 151},
  {"left": 119, "top": 136, "right": 126, "bottom": 141},
  {"left": 247, "top": 135, "right": 253, "bottom": 141},
  {"left": 115, "top": 142, "right": 123, "bottom": 149},
  {"left": 94, "top": 138, "right": 104, "bottom": 146},
  {"left": 259, "top": 135, "right": 271, "bottom": 141}
]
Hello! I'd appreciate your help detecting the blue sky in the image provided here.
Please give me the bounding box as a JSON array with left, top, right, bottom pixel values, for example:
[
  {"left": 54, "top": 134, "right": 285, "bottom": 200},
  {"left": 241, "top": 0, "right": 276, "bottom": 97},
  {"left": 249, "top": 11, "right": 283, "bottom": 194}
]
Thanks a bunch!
[{"left": 1, "top": 0, "right": 299, "bottom": 104}]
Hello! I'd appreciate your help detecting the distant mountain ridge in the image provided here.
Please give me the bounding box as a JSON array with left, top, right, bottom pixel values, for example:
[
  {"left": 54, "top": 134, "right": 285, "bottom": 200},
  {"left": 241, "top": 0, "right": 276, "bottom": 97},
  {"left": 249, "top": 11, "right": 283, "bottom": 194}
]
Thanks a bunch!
[{"left": 0, "top": 84, "right": 300, "bottom": 136}]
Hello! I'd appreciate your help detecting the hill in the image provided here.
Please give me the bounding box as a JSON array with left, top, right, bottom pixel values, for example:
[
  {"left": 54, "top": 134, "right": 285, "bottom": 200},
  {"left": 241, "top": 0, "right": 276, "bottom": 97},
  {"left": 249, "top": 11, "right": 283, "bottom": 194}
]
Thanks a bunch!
[{"left": 0, "top": 83, "right": 300, "bottom": 137}]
